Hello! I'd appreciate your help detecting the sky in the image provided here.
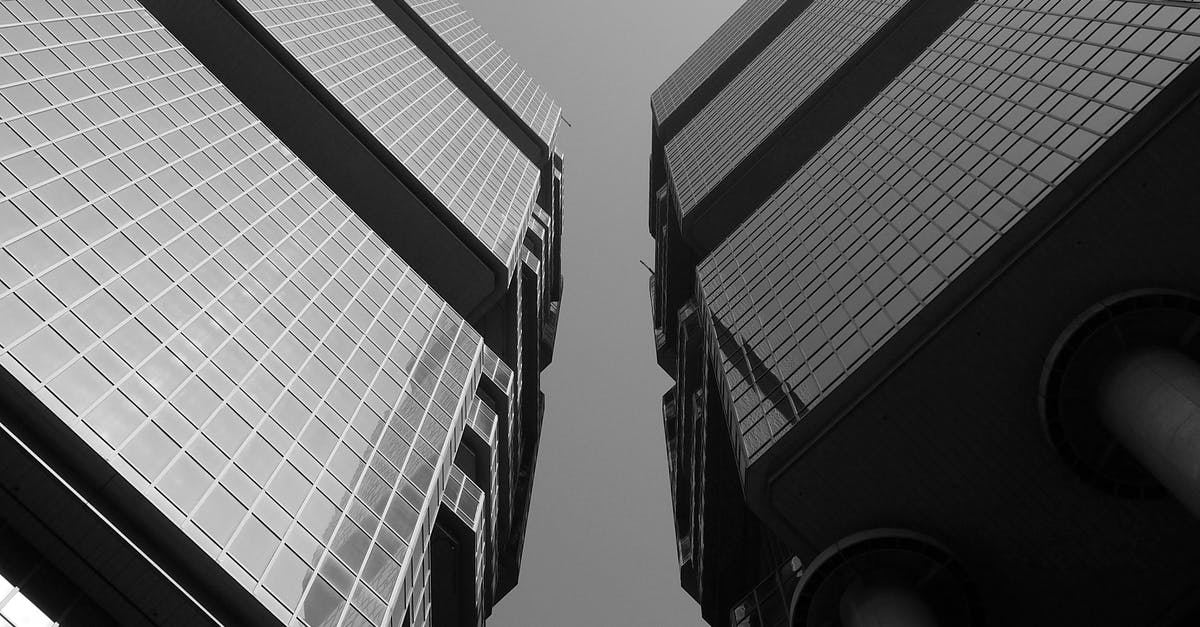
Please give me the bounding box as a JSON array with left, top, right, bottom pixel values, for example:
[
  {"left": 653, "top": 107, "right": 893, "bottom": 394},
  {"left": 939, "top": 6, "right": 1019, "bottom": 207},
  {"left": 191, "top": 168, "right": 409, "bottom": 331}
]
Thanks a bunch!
[{"left": 448, "top": 1, "right": 742, "bottom": 625}]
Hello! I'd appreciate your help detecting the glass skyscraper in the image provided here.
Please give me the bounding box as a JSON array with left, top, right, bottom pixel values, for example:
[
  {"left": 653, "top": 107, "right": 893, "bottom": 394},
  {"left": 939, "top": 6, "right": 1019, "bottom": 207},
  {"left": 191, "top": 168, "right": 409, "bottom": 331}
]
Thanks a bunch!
[
  {"left": 650, "top": 0, "right": 1200, "bottom": 624},
  {"left": 0, "top": 1, "right": 562, "bottom": 626}
]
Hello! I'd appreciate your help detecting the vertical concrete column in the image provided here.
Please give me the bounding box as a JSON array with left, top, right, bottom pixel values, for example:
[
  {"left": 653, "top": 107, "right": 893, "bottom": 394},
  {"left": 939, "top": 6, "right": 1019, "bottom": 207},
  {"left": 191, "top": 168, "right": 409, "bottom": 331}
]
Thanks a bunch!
[
  {"left": 839, "top": 577, "right": 940, "bottom": 627},
  {"left": 1100, "top": 346, "right": 1200, "bottom": 518}
]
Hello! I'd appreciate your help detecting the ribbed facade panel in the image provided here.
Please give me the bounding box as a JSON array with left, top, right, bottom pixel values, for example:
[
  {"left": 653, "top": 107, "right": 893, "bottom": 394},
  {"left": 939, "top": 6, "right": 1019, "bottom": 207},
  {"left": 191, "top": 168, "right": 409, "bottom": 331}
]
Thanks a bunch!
[
  {"left": 0, "top": 3, "right": 500, "bottom": 626},
  {"left": 651, "top": 0, "right": 786, "bottom": 122},
  {"left": 698, "top": 0, "right": 1200, "bottom": 464},
  {"left": 0, "top": 526, "right": 117, "bottom": 627},
  {"left": 666, "top": 0, "right": 907, "bottom": 214},
  {"left": 233, "top": 0, "right": 539, "bottom": 269},
  {"left": 402, "top": 0, "right": 561, "bottom": 145}
]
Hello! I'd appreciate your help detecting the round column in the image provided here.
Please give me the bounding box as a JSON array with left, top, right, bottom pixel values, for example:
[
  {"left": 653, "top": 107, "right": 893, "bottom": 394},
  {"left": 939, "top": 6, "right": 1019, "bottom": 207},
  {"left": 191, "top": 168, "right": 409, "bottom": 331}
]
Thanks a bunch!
[
  {"left": 1099, "top": 346, "right": 1200, "bottom": 518},
  {"left": 790, "top": 530, "right": 979, "bottom": 627},
  {"left": 840, "top": 577, "right": 940, "bottom": 627}
]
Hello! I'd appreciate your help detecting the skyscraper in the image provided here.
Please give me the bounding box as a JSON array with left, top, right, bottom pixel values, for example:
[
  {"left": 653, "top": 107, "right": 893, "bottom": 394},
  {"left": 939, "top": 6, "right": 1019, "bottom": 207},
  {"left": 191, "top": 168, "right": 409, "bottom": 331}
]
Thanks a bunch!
[
  {"left": 650, "top": 0, "right": 1200, "bottom": 624},
  {"left": 0, "top": 1, "right": 562, "bottom": 626}
]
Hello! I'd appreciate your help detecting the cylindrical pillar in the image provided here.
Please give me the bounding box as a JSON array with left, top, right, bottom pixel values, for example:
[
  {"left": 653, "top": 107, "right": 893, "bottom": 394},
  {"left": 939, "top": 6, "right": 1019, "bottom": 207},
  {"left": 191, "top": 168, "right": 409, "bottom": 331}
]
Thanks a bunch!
[
  {"left": 839, "top": 577, "right": 939, "bottom": 627},
  {"left": 1100, "top": 346, "right": 1200, "bottom": 517}
]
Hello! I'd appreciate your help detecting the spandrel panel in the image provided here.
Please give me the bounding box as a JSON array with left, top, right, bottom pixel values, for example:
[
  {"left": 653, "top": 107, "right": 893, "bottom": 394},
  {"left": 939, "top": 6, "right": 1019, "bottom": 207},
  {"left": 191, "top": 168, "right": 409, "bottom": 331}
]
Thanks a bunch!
[
  {"left": 699, "top": 0, "right": 1200, "bottom": 465},
  {"left": 401, "top": 0, "right": 561, "bottom": 144},
  {"left": 666, "top": 0, "right": 908, "bottom": 214},
  {"left": 651, "top": 0, "right": 786, "bottom": 121},
  {"left": 0, "top": 3, "right": 487, "bottom": 626},
  {"left": 233, "top": 0, "right": 539, "bottom": 269},
  {"left": 0, "top": 538, "right": 122, "bottom": 627}
]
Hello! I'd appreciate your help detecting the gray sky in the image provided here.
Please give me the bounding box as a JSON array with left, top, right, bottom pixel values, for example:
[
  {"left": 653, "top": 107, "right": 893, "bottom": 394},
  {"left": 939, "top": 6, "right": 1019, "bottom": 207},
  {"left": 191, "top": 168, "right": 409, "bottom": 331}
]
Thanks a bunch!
[{"left": 449, "top": 1, "right": 741, "bottom": 625}]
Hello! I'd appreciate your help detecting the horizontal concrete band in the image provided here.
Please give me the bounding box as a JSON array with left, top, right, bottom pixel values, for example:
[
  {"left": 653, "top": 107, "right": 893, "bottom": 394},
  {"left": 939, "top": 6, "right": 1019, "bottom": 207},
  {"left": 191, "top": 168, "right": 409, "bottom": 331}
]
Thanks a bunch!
[
  {"left": 372, "top": 0, "right": 552, "bottom": 164},
  {"left": 143, "top": 0, "right": 510, "bottom": 317}
]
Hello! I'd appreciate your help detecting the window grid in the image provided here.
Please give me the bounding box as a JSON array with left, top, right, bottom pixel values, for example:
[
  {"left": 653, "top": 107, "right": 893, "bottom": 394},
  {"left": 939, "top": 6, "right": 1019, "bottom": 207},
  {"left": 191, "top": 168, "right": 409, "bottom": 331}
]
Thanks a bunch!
[
  {"left": 651, "top": 0, "right": 787, "bottom": 121},
  {"left": 665, "top": 0, "right": 908, "bottom": 214},
  {"left": 0, "top": 4, "right": 499, "bottom": 627},
  {"left": 730, "top": 557, "right": 803, "bottom": 627},
  {"left": 383, "top": 421, "right": 469, "bottom": 627},
  {"left": 403, "top": 0, "right": 561, "bottom": 144},
  {"left": 402, "top": 549, "right": 431, "bottom": 627},
  {"left": 441, "top": 464, "right": 484, "bottom": 526},
  {"left": 234, "top": 0, "right": 539, "bottom": 269},
  {"left": 698, "top": 0, "right": 1200, "bottom": 465}
]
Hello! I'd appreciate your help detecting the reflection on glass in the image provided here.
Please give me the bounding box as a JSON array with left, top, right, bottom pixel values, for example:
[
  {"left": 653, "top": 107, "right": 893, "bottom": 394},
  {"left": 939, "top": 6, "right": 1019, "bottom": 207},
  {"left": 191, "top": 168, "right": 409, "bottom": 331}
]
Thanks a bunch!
[
  {"left": 698, "top": 0, "right": 1200, "bottom": 462},
  {"left": 666, "top": 0, "right": 907, "bottom": 212},
  {"left": 0, "top": 3, "right": 526, "bottom": 625},
  {"left": 230, "top": 0, "right": 539, "bottom": 264}
]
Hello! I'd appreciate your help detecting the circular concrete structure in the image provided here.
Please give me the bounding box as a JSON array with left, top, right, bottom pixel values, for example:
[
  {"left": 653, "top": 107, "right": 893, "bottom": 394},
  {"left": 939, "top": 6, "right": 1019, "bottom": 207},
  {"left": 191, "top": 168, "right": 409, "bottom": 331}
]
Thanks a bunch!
[
  {"left": 789, "top": 529, "right": 979, "bottom": 627},
  {"left": 1041, "top": 290, "right": 1200, "bottom": 499}
]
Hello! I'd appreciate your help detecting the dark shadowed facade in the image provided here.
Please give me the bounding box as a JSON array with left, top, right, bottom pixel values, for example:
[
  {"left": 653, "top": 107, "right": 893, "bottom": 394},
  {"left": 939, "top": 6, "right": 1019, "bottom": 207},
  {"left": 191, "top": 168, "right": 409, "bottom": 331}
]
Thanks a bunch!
[
  {"left": 0, "top": 1, "right": 562, "bottom": 625},
  {"left": 649, "top": 0, "right": 1200, "bottom": 624}
]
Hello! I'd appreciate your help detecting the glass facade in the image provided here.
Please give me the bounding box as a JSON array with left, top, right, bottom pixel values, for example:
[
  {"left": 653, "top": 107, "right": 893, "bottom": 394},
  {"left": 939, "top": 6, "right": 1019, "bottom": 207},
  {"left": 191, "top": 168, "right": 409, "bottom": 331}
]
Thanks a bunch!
[
  {"left": 665, "top": 0, "right": 907, "bottom": 214},
  {"left": 729, "top": 556, "right": 802, "bottom": 627},
  {"left": 697, "top": 0, "right": 1200, "bottom": 465},
  {"left": 441, "top": 466, "right": 483, "bottom": 530},
  {"left": 400, "top": 0, "right": 562, "bottom": 145},
  {"left": 651, "top": 0, "right": 786, "bottom": 122},
  {"left": 233, "top": 0, "right": 540, "bottom": 270},
  {"left": 0, "top": 1, "right": 556, "bottom": 626}
]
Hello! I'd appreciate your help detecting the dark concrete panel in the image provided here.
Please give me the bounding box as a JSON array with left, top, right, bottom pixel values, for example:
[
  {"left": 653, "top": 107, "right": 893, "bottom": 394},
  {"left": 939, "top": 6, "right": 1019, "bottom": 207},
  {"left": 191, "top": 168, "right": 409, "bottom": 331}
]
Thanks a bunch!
[
  {"left": 140, "top": 0, "right": 503, "bottom": 317},
  {"left": 756, "top": 59, "right": 1200, "bottom": 627}
]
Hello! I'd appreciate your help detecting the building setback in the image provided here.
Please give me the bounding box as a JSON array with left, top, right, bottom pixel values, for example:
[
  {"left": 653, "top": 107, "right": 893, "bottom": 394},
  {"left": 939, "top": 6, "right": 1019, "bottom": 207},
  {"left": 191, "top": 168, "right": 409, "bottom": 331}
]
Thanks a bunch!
[
  {"left": 0, "top": 1, "right": 563, "bottom": 626},
  {"left": 649, "top": 0, "right": 1200, "bottom": 624}
]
